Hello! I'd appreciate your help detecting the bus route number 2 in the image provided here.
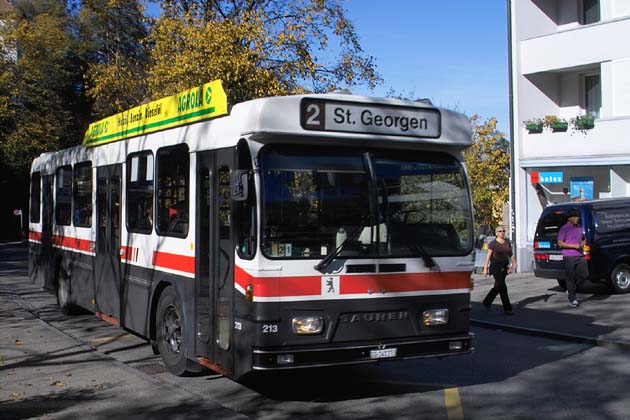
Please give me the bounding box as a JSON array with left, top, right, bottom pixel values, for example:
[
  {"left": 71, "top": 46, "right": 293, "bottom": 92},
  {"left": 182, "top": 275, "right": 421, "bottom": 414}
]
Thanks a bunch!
[
  {"left": 262, "top": 324, "right": 278, "bottom": 333},
  {"left": 301, "top": 100, "right": 325, "bottom": 131}
]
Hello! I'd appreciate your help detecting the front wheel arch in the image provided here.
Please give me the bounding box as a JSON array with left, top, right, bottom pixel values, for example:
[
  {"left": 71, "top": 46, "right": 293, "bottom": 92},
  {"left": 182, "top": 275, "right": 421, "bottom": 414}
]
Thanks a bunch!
[{"left": 155, "top": 285, "right": 203, "bottom": 376}]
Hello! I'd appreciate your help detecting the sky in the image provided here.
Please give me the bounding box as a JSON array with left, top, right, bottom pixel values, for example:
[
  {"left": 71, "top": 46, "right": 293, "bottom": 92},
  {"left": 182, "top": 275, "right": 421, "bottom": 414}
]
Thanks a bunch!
[{"left": 344, "top": 0, "right": 510, "bottom": 136}]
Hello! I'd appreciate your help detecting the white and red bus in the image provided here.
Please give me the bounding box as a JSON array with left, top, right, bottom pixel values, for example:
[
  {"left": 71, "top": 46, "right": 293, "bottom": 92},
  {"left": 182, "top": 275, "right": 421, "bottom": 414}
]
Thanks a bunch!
[{"left": 29, "top": 80, "right": 475, "bottom": 379}]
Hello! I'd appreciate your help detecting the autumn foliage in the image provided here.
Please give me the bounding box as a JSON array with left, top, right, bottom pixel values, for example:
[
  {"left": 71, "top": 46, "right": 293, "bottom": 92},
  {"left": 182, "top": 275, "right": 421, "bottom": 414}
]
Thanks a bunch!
[
  {"left": 463, "top": 115, "right": 510, "bottom": 229},
  {"left": 1, "top": 0, "right": 382, "bottom": 173}
]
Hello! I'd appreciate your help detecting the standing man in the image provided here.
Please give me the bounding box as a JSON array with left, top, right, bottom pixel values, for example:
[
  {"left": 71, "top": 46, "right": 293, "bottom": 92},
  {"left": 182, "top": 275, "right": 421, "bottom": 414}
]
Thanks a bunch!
[{"left": 557, "top": 208, "right": 587, "bottom": 307}]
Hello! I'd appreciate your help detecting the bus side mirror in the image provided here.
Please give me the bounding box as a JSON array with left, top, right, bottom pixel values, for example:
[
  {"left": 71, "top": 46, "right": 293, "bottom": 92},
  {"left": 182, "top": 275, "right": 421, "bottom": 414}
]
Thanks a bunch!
[{"left": 231, "top": 170, "right": 249, "bottom": 201}]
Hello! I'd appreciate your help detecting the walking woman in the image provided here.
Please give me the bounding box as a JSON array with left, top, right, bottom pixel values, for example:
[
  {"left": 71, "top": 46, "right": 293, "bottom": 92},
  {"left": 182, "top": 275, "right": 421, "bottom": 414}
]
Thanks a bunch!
[{"left": 482, "top": 226, "right": 517, "bottom": 314}]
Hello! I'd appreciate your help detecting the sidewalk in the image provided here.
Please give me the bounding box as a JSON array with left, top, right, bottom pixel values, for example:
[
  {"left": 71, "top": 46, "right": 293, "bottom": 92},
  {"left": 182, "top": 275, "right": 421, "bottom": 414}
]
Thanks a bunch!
[
  {"left": 471, "top": 271, "right": 630, "bottom": 351},
  {"left": 0, "top": 242, "right": 248, "bottom": 420}
]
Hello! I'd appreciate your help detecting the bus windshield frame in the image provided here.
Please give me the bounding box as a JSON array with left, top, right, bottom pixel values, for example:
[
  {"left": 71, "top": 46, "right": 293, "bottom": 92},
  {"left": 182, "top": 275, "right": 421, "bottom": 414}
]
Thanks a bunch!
[{"left": 260, "top": 145, "right": 473, "bottom": 260}]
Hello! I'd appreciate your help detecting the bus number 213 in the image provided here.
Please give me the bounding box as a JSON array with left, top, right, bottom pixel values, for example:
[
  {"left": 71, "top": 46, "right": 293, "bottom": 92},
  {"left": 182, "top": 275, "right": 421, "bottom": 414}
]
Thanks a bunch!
[{"left": 263, "top": 324, "right": 278, "bottom": 333}]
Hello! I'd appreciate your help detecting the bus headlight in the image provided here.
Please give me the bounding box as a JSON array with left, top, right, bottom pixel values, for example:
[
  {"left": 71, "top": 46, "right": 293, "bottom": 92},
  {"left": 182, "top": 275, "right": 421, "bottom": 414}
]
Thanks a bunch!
[
  {"left": 292, "top": 316, "right": 323, "bottom": 335},
  {"left": 422, "top": 309, "right": 449, "bottom": 326}
]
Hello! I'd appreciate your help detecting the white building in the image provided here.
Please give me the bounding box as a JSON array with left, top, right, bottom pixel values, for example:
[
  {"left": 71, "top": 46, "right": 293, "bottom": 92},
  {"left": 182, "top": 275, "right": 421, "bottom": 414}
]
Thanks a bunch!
[{"left": 509, "top": 0, "right": 630, "bottom": 272}]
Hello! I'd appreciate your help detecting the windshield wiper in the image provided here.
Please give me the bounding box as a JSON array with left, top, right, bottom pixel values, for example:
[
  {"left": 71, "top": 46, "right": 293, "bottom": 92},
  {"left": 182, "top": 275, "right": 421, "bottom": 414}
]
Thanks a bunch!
[
  {"left": 314, "top": 225, "right": 365, "bottom": 271},
  {"left": 409, "top": 242, "right": 436, "bottom": 269}
]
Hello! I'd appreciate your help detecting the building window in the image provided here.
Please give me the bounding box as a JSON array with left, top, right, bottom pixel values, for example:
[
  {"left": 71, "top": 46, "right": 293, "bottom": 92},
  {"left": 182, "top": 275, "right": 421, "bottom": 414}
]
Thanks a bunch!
[
  {"left": 126, "top": 152, "right": 154, "bottom": 234},
  {"left": 55, "top": 166, "right": 72, "bottom": 226},
  {"left": 156, "top": 145, "right": 189, "bottom": 236},
  {"left": 584, "top": 74, "right": 601, "bottom": 118},
  {"left": 582, "top": 0, "right": 599, "bottom": 25},
  {"left": 73, "top": 162, "right": 93, "bottom": 227},
  {"left": 30, "top": 172, "right": 41, "bottom": 223}
]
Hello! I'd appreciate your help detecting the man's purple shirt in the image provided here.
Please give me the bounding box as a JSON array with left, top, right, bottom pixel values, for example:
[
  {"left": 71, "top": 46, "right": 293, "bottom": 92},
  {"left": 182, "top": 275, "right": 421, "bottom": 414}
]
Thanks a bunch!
[{"left": 557, "top": 222, "right": 583, "bottom": 257}]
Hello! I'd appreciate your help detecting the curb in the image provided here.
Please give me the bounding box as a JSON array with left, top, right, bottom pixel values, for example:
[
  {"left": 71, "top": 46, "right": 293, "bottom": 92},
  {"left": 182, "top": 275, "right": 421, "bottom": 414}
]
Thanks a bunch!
[{"left": 471, "top": 318, "right": 630, "bottom": 352}]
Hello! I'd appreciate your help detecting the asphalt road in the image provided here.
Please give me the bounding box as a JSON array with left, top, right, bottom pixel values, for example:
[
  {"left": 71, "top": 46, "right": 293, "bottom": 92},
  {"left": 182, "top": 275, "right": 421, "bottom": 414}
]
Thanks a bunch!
[{"left": 2, "top": 242, "right": 630, "bottom": 420}]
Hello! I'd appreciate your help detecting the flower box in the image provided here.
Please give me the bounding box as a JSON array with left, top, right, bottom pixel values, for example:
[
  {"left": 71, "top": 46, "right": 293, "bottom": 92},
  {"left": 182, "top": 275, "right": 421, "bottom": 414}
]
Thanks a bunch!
[
  {"left": 525, "top": 123, "right": 543, "bottom": 133},
  {"left": 572, "top": 115, "right": 595, "bottom": 130},
  {"left": 550, "top": 121, "right": 568, "bottom": 132}
]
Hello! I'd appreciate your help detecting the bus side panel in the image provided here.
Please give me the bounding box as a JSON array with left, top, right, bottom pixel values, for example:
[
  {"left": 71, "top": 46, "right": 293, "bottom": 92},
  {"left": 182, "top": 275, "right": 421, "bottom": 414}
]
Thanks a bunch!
[
  {"left": 63, "top": 248, "right": 95, "bottom": 311},
  {"left": 121, "top": 262, "right": 152, "bottom": 336},
  {"left": 233, "top": 292, "right": 261, "bottom": 378},
  {"left": 29, "top": 240, "right": 45, "bottom": 288},
  {"left": 119, "top": 262, "right": 196, "bottom": 345}
]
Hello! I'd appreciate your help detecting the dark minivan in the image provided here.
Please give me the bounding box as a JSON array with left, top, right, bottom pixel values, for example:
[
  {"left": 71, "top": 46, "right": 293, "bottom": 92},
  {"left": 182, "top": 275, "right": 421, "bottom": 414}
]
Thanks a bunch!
[{"left": 533, "top": 198, "right": 630, "bottom": 294}]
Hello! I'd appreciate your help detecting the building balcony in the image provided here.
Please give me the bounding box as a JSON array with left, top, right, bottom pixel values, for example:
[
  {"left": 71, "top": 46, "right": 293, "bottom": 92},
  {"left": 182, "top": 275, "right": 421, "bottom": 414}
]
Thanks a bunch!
[
  {"left": 520, "top": 17, "right": 630, "bottom": 75},
  {"left": 520, "top": 116, "right": 630, "bottom": 164}
]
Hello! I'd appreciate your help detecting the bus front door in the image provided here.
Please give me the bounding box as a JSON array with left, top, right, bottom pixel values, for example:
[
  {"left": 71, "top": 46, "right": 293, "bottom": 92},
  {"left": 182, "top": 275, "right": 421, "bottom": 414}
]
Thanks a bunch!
[
  {"left": 195, "top": 150, "right": 235, "bottom": 373},
  {"left": 95, "top": 165, "right": 122, "bottom": 320}
]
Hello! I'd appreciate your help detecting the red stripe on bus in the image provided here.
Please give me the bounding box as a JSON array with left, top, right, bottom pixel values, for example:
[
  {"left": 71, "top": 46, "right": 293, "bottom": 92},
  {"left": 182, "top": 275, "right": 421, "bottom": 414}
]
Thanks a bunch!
[
  {"left": 234, "top": 266, "right": 320, "bottom": 297},
  {"left": 235, "top": 266, "right": 469, "bottom": 298},
  {"left": 121, "top": 246, "right": 134, "bottom": 262},
  {"left": 29, "top": 231, "right": 42, "bottom": 241},
  {"left": 152, "top": 251, "right": 195, "bottom": 274},
  {"left": 340, "top": 272, "right": 470, "bottom": 294},
  {"left": 52, "top": 234, "right": 92, "bottom": 252}
]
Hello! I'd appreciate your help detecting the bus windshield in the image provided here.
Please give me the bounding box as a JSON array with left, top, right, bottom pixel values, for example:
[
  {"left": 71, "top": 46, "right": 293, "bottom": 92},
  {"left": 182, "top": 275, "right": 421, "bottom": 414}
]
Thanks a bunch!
[{"left": 261, "top": 146, "right": 472, "bottom": 259}]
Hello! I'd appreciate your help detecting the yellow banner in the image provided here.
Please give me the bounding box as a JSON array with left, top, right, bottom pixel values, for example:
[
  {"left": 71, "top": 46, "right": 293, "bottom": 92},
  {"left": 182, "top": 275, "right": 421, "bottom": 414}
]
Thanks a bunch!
[{"left": 83, "top": 80, "right": 228, "bottom": 147}]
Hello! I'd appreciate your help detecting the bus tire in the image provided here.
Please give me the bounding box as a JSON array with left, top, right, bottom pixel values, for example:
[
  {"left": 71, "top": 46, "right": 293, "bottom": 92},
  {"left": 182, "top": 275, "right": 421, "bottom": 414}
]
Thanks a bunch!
[
  {"left": 610, "top": 263, "right": 630, "bottom": 294},
  {"left": 156, "top": 286, "right": 192, "bottom": 376},
  {"left": 56, "top": 266, "right": 77, "bottom": 315}
]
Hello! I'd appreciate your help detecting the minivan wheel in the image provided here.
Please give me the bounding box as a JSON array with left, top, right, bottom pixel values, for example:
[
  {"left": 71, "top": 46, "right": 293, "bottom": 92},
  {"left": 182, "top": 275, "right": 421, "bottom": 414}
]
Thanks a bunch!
[
  {"left": 556, "top": 279, "right": 567, "bottom": 291},
  {"left": 610, "top": 263, "right": 630, "bottom": 294}
]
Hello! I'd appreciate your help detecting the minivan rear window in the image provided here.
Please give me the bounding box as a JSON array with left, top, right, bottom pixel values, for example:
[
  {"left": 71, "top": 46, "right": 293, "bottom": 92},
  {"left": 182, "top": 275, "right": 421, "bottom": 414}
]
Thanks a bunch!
[
  {"left": 535, "top": 210, "right": 566, "bottom": 238},
  {"left": 595, "top": 208, "right": 630, "bottom": 234}
]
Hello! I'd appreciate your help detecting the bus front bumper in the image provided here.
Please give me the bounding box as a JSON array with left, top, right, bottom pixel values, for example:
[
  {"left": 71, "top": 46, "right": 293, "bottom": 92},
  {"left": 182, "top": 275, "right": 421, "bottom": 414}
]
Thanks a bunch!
[{"left": 252, "top": 333, "right": 474, "bottom": 370}]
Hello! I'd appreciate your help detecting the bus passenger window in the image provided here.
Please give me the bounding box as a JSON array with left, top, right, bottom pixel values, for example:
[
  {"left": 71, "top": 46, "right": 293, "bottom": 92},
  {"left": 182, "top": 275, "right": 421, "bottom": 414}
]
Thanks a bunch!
[
  {"left": 126, "top": 152, "right": 154, "bottom": 234},
  {"left": 73, "top": 162, "right": 93, "bottom": 227},
  {"left": 30, "top": 172, "right": 41, "bottom": 223},
  {"left": 156, "top": 145, "right": 189, "bottom": 236},
  {"left": 55, "top": 166, "right": 72, "bottom": 226}
]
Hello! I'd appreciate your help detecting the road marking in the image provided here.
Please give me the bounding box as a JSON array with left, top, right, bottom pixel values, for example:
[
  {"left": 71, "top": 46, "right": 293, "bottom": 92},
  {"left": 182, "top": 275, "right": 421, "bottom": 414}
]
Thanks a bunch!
[{"left": 444, "top": 387, "right": 464, "bottom": 420}]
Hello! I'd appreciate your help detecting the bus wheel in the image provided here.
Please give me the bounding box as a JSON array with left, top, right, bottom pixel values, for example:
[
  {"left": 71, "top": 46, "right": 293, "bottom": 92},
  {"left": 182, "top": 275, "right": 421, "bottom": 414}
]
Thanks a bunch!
[
  {"left": 156, "top": 286, "right": 189, "bottom": 376},
  {"left": 56, "top": 268, "right": 76, "bottom": 315},
  {"left": 610, "top": 263, "right": 630, "bottom": 294}
]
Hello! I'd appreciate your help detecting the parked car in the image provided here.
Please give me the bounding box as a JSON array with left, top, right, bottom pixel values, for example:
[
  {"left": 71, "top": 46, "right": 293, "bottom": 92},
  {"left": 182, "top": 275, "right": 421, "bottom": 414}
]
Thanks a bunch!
[{"left": 533, "top": 198, "right": 630, "bottom": 294}]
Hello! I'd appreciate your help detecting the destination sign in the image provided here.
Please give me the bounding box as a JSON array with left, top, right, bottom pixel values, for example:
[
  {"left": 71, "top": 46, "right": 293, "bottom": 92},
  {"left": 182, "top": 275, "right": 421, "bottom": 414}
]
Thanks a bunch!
[{"left": 300, "top": 99, "right": 441, "bottom": 138}]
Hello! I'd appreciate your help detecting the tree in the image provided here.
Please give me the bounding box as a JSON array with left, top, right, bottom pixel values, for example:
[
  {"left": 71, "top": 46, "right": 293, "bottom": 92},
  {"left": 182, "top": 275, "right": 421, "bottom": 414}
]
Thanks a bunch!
[
  {"left": 78, "top": 0, "right": 150, "bottom": 118},
  {"left": 147, "top": 0, "right": 381, "bottom": 102},
  {"left": 0, "top": 0, "right": 84, "bottom": 173},
  {"left": 463, "top": 115, "right": 510, "bottom": 229}
]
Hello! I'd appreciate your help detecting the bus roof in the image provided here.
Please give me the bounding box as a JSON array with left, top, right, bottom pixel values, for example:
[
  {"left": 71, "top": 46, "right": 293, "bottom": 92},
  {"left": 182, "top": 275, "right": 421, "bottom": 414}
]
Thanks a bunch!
[
  {"left": 229, "top": 93, "right": 472, "bottom": 147},
  {"left": 33, "top": 83, "right": 472, "bottom": 173}
]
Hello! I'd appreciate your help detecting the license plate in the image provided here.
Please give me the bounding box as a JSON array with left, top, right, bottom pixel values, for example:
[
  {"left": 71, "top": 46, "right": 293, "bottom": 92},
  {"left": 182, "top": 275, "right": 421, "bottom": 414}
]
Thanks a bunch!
[
  {"left": 549, "top": 254, "right": 563, "bottom": 261},
  {"left": 537, "top": 241, "right": 551, "bottom": 249},
  {"left": 370, "top": 348, "right": 397, "bottom": 359}
]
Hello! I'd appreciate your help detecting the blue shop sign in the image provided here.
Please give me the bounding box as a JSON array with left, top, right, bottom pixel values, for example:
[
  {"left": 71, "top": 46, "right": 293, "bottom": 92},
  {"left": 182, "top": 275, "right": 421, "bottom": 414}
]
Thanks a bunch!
[{"left": 539, "top": 171, "right": 563, "bottom": 184}]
